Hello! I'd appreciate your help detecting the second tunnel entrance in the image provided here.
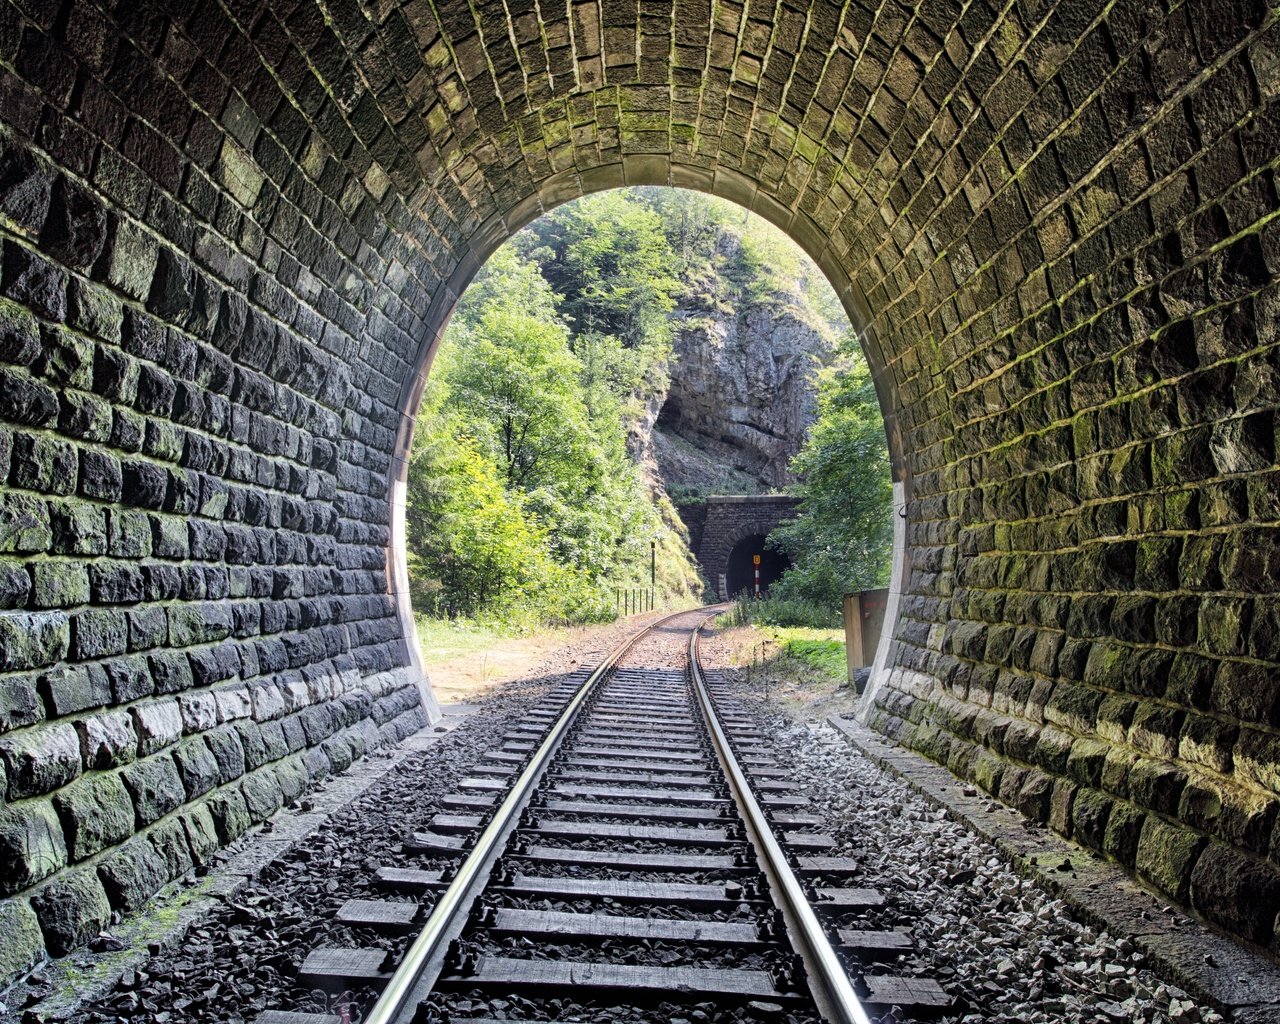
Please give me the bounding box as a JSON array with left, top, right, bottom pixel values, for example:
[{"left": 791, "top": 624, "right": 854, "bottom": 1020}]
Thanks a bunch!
[{"left": 724, "top": 533, "right": 791, "bottom": 598}]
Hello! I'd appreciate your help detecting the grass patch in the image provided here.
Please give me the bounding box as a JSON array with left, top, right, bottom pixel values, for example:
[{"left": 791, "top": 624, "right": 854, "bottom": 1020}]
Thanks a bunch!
[
  {"left": 774, "top": 629, "right": 847, "bottom": 679},
  {"left": 413, "top": 615, "right": 544, "bottom": 666}
]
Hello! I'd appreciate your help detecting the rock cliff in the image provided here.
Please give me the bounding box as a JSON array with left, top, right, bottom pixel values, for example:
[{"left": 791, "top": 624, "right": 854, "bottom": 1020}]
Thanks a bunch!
[{"left": 643, "top": 233, "right": 842, "bottom": 496}]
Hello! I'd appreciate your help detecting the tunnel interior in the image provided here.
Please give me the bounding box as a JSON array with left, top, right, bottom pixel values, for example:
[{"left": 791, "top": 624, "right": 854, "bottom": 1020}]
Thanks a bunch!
[
  {"left": 724, "top": 534, "right": 791, "bottom": 599},
  {"left": 0, "top": 0, "right": 1277, "bottom": 979}
]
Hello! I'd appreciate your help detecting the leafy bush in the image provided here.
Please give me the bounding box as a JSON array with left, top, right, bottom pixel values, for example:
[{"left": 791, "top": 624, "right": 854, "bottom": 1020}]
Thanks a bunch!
[
  {"left": 723, "top": 596, "right": 842, "bottom": 629},
  {"left": 767, "top": 345, "right": 893, "bottom": 612}
]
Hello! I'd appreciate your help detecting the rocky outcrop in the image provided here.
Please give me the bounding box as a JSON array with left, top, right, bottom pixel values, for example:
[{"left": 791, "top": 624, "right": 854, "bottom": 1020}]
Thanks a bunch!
[{"left": 648, "top": 236, "right": 841, "bottom": 495}]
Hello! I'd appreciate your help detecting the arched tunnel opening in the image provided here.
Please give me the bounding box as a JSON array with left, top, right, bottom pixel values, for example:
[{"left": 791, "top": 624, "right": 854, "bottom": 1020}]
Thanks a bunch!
[
  {"left": 724, "top": 534, "right": 791, "bottom": 598},
  {"left": 0, "top": 0, "right": 1278, "bottom": 991}
]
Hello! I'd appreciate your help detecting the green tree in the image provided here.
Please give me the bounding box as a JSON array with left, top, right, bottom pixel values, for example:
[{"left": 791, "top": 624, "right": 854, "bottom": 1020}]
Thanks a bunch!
[
  {"left": 769, "top": 341, "right": 893, "bottom": 605},
  {"left": 405, "top": 238, "right": 702, "bottom": 622}
]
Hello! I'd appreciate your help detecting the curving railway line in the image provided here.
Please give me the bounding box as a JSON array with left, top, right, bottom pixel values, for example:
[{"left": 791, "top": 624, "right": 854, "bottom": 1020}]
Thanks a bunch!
[{"left": 262, "top": 608, "right": 951, "bottom": 1024}]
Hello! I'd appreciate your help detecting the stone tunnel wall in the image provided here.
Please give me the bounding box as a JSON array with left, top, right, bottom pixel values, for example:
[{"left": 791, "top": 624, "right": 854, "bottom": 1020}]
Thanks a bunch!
[
  {"left": 0, "top": 0, "right": 430, "bottom": 981},
  {"left": 1, "top": 0, "right": 1280, "bottom": 981},
  {"left": 857, "top": 0, "right": 1280, "bottom": 955}
]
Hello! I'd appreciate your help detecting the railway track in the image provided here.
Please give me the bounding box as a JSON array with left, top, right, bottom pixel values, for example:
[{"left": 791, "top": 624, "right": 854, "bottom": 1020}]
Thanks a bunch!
[{"left": 260, "top": 608, "right": 951, "bottom": 1024}]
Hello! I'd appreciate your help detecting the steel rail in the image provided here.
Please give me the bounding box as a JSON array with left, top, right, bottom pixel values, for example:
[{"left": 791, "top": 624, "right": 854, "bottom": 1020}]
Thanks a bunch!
[
  {"left": 688, "top": 622, "right": 874, "bottom": 1024},
  {"left": 364, "top": 607, "right": 696, "bottom": 1024}
]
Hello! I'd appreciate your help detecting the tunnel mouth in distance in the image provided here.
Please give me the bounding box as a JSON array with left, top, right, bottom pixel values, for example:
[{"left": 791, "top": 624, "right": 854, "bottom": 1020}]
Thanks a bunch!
[{"left": 725, "top": 534, "right": 791, "bottom": 598}]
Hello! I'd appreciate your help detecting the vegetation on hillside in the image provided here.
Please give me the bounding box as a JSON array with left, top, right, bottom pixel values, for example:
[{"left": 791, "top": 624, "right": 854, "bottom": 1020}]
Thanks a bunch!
[
  {"left": 404, "top": 187, "right": 891, "bottom": 630},
  {"left": 406, "top": 244, "right": 697, "bottom": 626}
]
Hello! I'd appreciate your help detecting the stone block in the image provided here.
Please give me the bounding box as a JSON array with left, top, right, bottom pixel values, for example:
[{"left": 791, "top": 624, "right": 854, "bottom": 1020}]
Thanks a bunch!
[
  {"left": 1136, "top": 816, "right": 1206, "bottom": 902},
  {"left": 1165, "top": 652, "right": 1216, "bottom": 710},
  {"left": 179, "top": 801, "right": 219, "bottom": 866},
  {"left": 302, "top": 744, "right": 331, "bottom": 782},
  {"left": 38, "top": 663, "right": 109, "bottom": 717},
  {"left": 274, "top": 755, "right": 308, "bottom": 803},
  {"left": 88, "top": 560, "right": 144, "bottom": 603},
  {"left": 49, "top": 498, "right": 107, "bottom": 555},
  {"left": 10, "top": 431, "right": 78, "bottom": 495},
  {"left": 0, "top": 721, "right": 81, "bottom": 799},
  {"left": 38, "top": 325, "right": 94, "bottom": 391},
  {"left": 31, "top": 865, "right": 111, "bottom": 955},
  {"left": 260, "top": 719, "right": 288, "bottom": 761},
  {"left": 188, "top": 643, "right": 239, "bottom": 687},
  {"left": 0, "top": 146, "right": 53, "bottom": 233},
  {"left": 130, "top": 697, "right": 182, "bottom": 756},
  {"left": 104, "top": 653, "right": 153, "bottom": 702},
  {"left": 1127, "top": 703, "right": 1184, "bottom": 759},
  {"left": 1236, "top": 726, "right": 1280, "bottom": 793},
  {"left": 1178, "top": 714, "right": 1237, "bottom": 774},
  {"left": 59, "top": 390, "right": 113, "bottom": 445},
  {"left": 96, "top": 212, "right": 157, "bottom": 301},
  {"left": 72, "top": 607, "right": 129, "bottom": 660},
  {"left": 249, "top": 681, "right": 285, "bottom": 721},
  {"left": 30, "top": 559, "right": 90, "bottom": 607},
  {"left": 120, "top": 458, "right": 167, "bottom": 509},
  {"left": 1048, "top": 778, "right": 1077, "bottom": 836},
  {"left": 148, "top": 650, "right": 193, "bottom": 694},
  {"left": 120, "top": 752, "right": 184, "bottom": 825},
  {"left": 1102, "top": 802, "right": 1146, "bottom": 868},
  {"left": 66, "top": 278, "right": 122, "bottom": 345},
  {"left": 1014, "top": 767, "right": 1053, "bottom": 822},
  {"left": 146, "top": 815, "right": 194, "bottom": 880},
  {"left": 240, "top": 767, "right": 282, "bottom": 822},
  {"left": 171, "top": 737, "right": 219, "bottom": 799},
  {"left": 1129, "top": 757, "right": 1188, "bottom": 816},
  {"left": 205, "top": 785, "right": 251, "bottom": 843},
  {"left": 0, "top": 898, "right": 45, "bottom": 989},
  {"left": 168, "top": 600, "right": 233, "bottom": 647},
  {"left": 1072, "top": 788, "right": 1113, "bottom": 851},
  {"left": 177, "top": 689, "right": 217, "bottom": 732},
  {"left": 239, "top": 717, "right": 274, "bottom": 766},
  {"left": 107, "top": 508, "right": 150, "bottom": 558},
  {"left": 97, "top": 834, "right": 170, "bottom": 912},
  {"left": 281, "top": 713, "right": 306, "bottom": 752},
  {"left": 76, "top": 709, "right": 138, "bottom": 769},
  {"left": 0, "top": 798, "right": 67, "bottom": 895},
  {"left": 1031, "top": 726, "right": 1073, "bottom": 774},
  {"left": 214, "top": 685, "right": 251, "bottom": 721},
  {"left": 54, "top": 770, "right": 135, "bottom": 860},
  {"left": 0, "top": 492, "right": 50, "bottom": 554},
  {"left": 2, "top": 240, "right": 66, "bottom": 322},
  {"left": 203, "top": 725, "right": 246, "bottom": 784},
  {"left": 1211, "top": 660, "right": 1280, "bottom": 724},
  {"left": 0, "top": 366, "right": 58, "bottom": 426},
  {"left": 1095, "top": 692, "right": 1136, "bottom": 743},
  {"left": 0, "top": 558, "right": 29, "bottom": 609},
  {"left": 120, "top": 306, "right": 166, "bottom": 362},
  {"left": 0, "top": 301, "right": 41, "bottom": 366},
  {"left": 0, "top": 610, "right": 69, "bottom": 671},
  {"left": 127, "top": 605, "right": 167, "bottom": 651},
  {"left": 1190, "top": 842, "right": 1280, "bottom": 945},
  {"left": 0, "top": 671, "right": 41, "bottom": 732}
]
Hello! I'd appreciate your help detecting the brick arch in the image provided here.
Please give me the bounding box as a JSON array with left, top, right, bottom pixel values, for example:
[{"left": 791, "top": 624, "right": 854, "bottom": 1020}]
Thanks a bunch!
[{"left": 0, "top": 0, "right": 1277, "bottom": 973}]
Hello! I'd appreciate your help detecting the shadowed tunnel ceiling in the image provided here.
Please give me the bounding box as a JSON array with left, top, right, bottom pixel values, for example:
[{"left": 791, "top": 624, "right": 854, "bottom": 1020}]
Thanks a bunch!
[{"left": 1, "top": 0, "right": 1279, "bottom": 976}]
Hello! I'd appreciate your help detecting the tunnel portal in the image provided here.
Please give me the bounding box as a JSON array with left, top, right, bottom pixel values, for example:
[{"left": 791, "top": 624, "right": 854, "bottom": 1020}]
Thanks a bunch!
[
  {"left": 0, "top": 0, "right": 1277, "bottom": 975},
  {"left": 724, "top": 534, "right": 791, "bottom": 599}
]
